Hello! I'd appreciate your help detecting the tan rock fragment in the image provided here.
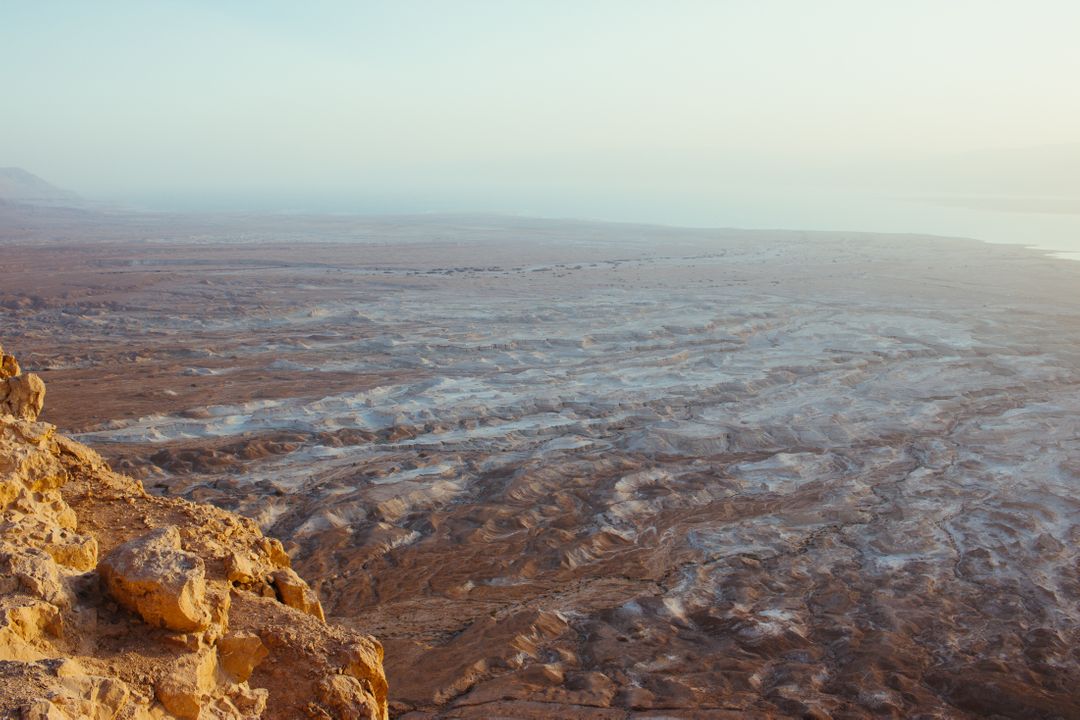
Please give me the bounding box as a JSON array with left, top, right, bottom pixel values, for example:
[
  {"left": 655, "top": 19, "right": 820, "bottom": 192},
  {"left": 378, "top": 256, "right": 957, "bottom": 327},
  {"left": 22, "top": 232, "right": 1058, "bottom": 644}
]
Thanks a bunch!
[
  {"left": 218, "top": 631, "right": 269, "bottom": 683},
  {"left": 2, "top": 516, "right": 97, "bottom": 572},
  {"left": 317, "top": 674, "right": 384, "bottom": 720},
  {"left": 43, "top": 529, "right": 98, "bottom": 572},
  {"left": 0, "top": 547, "right": 74, "bottom": 608},
  {"left": 0, "top": 348, "right": 19, "bottom": 378},
  {"left": 20, "top": 699, "right": 71, "bottom": 720},
  {"left": 341, "top": 639, "right": 389, "bottom": 703},
  {"left": 205, "top": 584, "right": 231, "bottom": 641},
  {"left": 218, "top": 684, "right": 269, "bottom": 717},
  {"left": 261, "top": 537, "right": 291, "bottom": 567},
  {"left": 0, "top": 423, "right": 66, "bottom": 497},
  {"left": 1, "top": 373, "right": 46, "bottom": 421},
  {"left": 55, "top": 671, "right": 132, "bottom": 720},
  {"left": 154, "top": 645, "right": 269, "bottom": 720},
  {"left": 270, "top": 568, "right": 325, "bottom": 621},
  {"left": 231, "top": 684, "right": 270, "bottom": 716},
  {"left": 154, "top": 647, "right": 220, "bottom": 719},
  {"left": 53, "top": 434, "right": 108, "bottom": 473},
  {"left": 225, "top": 551, "right": 256, "bottom": 584},
  {"left": 98, "top": 526, "right": 213, "bottom": 632},
  {"left": 0, "top": 473, "right": 20, "bottom": 510},
  {"left": 0, "top": 351, "right": 40, "bottom": 425},
  {"left": 0, "top": 600, "right": 62, "bottom": 661}
]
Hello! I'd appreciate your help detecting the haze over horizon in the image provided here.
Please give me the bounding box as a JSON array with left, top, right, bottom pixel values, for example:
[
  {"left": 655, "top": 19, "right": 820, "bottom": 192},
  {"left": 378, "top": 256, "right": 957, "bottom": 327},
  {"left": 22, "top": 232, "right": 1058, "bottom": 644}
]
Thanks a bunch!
[
  {"left": 3, "top": 1, "right": 1080, "bottom": 248},
  {"left": 5, "top": 4, "right": 1080, "bottom": 717}
]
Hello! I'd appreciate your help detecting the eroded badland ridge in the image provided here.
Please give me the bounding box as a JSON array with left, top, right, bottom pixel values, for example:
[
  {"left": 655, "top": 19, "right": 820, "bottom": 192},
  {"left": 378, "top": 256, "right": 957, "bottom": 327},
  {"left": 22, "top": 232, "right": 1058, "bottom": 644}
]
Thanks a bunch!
[{"left": 0, "top": 342, "right": 388, "bottom": 719}]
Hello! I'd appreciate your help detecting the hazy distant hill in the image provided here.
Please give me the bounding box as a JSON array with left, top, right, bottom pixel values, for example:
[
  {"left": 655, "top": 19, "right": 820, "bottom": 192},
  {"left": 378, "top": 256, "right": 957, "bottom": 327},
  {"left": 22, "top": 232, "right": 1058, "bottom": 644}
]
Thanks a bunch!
[{"left": 0, "top": 167, "right": 82, "bottom": 207}]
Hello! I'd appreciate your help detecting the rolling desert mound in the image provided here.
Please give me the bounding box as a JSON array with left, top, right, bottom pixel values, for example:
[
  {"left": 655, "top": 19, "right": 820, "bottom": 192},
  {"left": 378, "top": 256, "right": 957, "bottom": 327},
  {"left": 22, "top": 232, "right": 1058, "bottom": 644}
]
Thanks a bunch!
[{"left": 3, "top": 208, "right": 1080, "bottom": 718}]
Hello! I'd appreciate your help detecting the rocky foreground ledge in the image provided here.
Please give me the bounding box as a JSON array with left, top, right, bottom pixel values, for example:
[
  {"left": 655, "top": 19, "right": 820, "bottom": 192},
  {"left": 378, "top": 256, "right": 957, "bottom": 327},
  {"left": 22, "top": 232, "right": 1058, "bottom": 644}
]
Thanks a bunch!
[{"left": 0, "top": 343, "right": 388, "bottom": 719}]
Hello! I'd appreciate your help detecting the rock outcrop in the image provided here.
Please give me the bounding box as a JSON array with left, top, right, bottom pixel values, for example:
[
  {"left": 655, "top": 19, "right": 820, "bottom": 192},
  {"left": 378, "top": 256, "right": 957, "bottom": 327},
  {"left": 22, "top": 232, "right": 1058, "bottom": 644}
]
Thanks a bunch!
[
  {"left": 0, "top": 343, "right": 387, "bottom": 719},
  {"left": 99, "top": 526, "right": 218, "bottom": 633},
  {"left": 0, "top": 345, "right": 45, "bottom": 421}
]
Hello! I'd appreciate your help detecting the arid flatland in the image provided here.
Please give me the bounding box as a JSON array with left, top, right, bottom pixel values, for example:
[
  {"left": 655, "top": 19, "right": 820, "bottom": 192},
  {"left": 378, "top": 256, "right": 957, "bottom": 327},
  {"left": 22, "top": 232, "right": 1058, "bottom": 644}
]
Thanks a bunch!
[{"left": 5, "top": 205, "right": 1080, "bottom": 718}]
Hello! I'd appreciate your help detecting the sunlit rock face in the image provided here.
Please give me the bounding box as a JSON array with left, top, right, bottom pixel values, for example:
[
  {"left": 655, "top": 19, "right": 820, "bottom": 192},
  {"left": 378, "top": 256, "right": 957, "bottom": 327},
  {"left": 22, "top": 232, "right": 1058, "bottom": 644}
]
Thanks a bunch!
[
  {"left": 0, "top": 348, "right": 387, "bottom": 720},
  {"left": 6, "top": 214, "right": 1080, "bottom": 717}
]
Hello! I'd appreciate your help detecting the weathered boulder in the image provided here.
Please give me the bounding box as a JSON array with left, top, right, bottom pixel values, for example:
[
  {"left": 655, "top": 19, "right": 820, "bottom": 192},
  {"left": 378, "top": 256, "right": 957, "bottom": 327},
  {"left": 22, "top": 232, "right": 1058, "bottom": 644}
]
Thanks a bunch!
[
  {"left": 153, "top": 647, "right": 219, "bottom": 719},
  {"left": 12, "top": 659, "right": 135, "bottom": 720},
  {"left": 1, "top": 373, "right": 46, "bottom": 421},
  {"left": 47, "top": 660, "right": 133, "bottom": 720},
  {"left": 318, "top": 674, "right": 384, "bottom": 719},
  {"left": 0, "top": 547, "right": 74, "bottom": 608},
  {"left": 224, "top": 550, "right": 257, "bottom": 585},
  {"left": 3, "top": 515, "right": 98, "bottom": 572},
  {"left": 270, "top": 567, "right": 325, "bottom": 621},
  {"left": 0, "top": 599, "right": 63, "bottom": 661},
  {"left": 98, "top": 526, "right": 213, "bottom": 632},
  {"left": 0, "top": 343, "right": 45, "bottom": 422},
  {"left": 218, "top": 631, "right": 268, "bottom": 683},
  {"left": 0, "top": 349, "right": 19, "bottom": 378},
  {"left": 154, "top": 646, "right": 270, "bottom": 720}
]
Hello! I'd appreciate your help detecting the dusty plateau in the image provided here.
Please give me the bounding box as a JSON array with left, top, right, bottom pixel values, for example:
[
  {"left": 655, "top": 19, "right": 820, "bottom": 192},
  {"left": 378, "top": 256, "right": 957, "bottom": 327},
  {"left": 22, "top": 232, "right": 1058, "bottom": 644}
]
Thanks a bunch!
[{"left": 3, "top": 204, "right": 1080, "bottom": 718}]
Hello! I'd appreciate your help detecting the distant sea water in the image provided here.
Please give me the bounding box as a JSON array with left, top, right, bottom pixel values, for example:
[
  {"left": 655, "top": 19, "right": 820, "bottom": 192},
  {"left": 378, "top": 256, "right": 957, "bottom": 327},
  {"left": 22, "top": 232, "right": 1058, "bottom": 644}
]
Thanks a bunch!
[
  {"left": 673, "top": 190, "right": 1080, "bottom": 261},
  {"left": 126, "top": 188, "right": 1080, "bottom": 260}
]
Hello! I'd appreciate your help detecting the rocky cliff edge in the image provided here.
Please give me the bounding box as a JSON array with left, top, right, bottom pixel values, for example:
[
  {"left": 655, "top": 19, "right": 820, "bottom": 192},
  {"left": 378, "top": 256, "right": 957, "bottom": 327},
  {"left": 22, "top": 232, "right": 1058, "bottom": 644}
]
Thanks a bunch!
[{"left": 0, "top": 342, "right": 388, "bottom": 719}]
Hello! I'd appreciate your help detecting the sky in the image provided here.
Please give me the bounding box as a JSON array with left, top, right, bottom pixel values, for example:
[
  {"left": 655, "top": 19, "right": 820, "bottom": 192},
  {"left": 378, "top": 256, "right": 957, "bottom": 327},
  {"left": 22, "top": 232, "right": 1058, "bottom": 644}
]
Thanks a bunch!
[{"left": 3, "top": 1, "right": 1080, "bottom": 245}]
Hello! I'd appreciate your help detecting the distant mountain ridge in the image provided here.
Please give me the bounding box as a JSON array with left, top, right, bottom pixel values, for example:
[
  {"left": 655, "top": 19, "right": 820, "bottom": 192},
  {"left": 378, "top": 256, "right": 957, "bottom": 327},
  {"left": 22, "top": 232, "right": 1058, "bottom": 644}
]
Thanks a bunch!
[{"left": 0, "top": 167, "right": 82, "bottom": 206}]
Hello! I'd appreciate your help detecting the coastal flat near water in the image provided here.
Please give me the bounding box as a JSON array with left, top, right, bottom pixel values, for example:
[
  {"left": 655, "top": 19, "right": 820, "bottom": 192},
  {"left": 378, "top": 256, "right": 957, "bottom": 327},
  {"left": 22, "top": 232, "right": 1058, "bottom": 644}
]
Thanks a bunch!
[{"left": 4, "top": 207, "right": 1080, "bottom": 718}]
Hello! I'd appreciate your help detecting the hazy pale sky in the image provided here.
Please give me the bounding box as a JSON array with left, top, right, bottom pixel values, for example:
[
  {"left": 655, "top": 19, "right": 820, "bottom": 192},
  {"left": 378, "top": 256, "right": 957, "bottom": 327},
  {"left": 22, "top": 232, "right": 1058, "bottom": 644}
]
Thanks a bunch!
[{"left": 3, "top": 1, "right": 1079, "bottom": 231}]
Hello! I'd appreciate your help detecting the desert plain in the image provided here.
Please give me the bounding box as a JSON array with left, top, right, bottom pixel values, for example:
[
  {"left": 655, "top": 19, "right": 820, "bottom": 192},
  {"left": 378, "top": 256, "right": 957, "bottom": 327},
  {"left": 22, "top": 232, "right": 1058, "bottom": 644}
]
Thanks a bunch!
[{"left": 3, "top": 202, "right": 1079, "bottom": 718}]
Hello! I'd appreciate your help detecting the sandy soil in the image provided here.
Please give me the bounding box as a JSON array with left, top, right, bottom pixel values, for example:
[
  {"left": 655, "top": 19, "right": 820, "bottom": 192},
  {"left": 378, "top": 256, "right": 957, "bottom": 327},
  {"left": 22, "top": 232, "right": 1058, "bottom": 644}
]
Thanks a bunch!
[{"left": 4, "top": 204, "right": 1080, "bottom": 718}]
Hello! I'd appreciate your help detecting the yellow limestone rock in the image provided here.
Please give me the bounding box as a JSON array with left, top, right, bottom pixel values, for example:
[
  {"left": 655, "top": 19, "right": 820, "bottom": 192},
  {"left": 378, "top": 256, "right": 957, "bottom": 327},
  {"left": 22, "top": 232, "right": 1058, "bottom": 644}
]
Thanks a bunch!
[
  {"left": 0, "top": 600, "right": 62, "bottom": 661},
  {"left": 1, "top": 373, "right": 46, "bottom": 421},
  {"left": 154, "top": 645, "right": 270, "bottom": 720},
  {"left": 3, "top": 515, "right": 98, "bottom": 572},
  {"left": 43, "top": 527, "right": 98, "bottom": 572},
  {"left": 0, "top": 348, "right": 19, "bottom": 378},
  {"left": 52, "top": 661, "right": 134, "bottom": 720},
  {"left": 98, "top": 526, "right": 214, "bottom": 632},
  {"left": 0, "top": 546, "right": 75, "bottom": 609},
  {"left": 270, "top": 568, "right": 326, "bottom": 621},
  {"left": 218, "top": 631, "right": 269, "bottom": 683},
  {"left": 21, "top": 700, "right": 71, "bottom": 720},
  {"left": 224, "top": 550, "right": 257, "bottom": 585},
  {"left": 0, "top": 342, "right": 45, "bottom": 422},
  {"left": 318, "top": 674, "right": 384, "bottom": 719},
  {"left": 154, "top": 646, "right": 220, "bottom": 719}
]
